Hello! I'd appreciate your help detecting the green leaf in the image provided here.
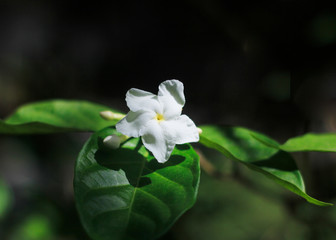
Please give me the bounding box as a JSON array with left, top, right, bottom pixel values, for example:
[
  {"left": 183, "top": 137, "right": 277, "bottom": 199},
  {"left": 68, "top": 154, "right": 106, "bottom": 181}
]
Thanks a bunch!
[
  {"left": 74, "top": 128, "right": 200, "bottom": 240},
  {"left": 0, "top": 100, "right": 123, "bottom": 134},
  {"left": 199, "top": 125, "right": 332, "bottom": 206},
  {"left": 280, "top": 133, "right": 336, "bottom": 152}
]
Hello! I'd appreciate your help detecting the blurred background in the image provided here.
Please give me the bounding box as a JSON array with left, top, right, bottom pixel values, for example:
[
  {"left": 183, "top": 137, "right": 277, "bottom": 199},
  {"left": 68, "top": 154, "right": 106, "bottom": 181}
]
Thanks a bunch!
[{"left": 0, "top": 1, "right": 336, "bottom": 239}]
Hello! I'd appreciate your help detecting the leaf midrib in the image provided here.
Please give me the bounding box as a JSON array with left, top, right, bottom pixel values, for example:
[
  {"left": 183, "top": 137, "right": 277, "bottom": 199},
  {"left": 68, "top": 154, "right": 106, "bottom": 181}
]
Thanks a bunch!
[{"left": 125, "top": 153, "right": 147, "bottom": 229}]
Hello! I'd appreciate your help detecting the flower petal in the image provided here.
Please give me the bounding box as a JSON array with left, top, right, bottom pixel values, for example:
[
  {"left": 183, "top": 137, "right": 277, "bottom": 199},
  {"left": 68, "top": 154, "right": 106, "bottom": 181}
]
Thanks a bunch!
[
  {"left": 161, "top": 115, "right": 199, "bottom": 144},
  {"left": 158, "top": 80, "right": 185, "bottom": 119},
  {"left": 126, "top": 88, "right": 162, "bottom": 113},
  {"left": 116, "top": 110, "right": 156, "bottom": 138},
  {"left": 140, "top": 120, "right": 175, "bottom": 163}
]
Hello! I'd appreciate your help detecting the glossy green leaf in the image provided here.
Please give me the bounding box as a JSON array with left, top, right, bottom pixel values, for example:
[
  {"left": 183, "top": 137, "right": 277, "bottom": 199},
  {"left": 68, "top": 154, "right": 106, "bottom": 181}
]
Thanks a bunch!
[
  {"left": 199, "top": 125, "right": 332, "bottom": 206},
  {"left": 74, "top": 128, "right": 200, "bottom": 240},
  {"left": 0, "top": 100, "right": 122, "bottom": 134},
  {"left": 280, "top": 133, "right": 336, "bottom": 152}
]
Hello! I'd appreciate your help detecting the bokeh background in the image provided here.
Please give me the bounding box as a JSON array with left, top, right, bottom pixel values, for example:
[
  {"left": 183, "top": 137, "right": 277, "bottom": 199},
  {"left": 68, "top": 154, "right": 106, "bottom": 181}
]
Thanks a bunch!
[{"left": 1, "top": 1, "right": 336, "bottom": 239}]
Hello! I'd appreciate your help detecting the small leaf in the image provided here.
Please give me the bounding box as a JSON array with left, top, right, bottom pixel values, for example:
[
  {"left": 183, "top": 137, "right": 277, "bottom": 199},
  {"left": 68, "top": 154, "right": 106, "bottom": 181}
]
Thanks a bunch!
[
  {"left": 280, "top": 133, "right": 336, "bottom": 152},
  {"left": 0, "top": 100, "right": 123, "bottom": 134},
  {"left": 199, "top": 125, "right": 332, "bottom": 206},
  {"left": 74, "top": 128, "right": 200, "bottom": 240}
]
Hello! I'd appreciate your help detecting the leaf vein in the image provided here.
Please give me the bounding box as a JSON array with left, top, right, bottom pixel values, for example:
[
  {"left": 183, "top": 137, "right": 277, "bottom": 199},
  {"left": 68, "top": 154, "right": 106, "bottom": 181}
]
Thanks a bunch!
[
  {"left": 137, "top": 188, "right": 170, "bottom": 210},
  {"left": 143, "top": 167, "right": 186, "bottom": 191}
]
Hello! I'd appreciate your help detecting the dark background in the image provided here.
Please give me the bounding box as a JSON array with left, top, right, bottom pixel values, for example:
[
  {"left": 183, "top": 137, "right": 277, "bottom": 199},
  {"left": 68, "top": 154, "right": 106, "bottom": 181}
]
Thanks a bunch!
[{"left": 1, "top": 1, "right": 336, "bottom": 239}]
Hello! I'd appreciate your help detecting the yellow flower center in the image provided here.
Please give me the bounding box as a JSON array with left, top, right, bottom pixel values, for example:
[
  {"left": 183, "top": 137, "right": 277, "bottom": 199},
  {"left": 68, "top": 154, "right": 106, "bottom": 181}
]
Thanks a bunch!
[{"left": 155, "top": 113, "right": 165, "bottom": 122}]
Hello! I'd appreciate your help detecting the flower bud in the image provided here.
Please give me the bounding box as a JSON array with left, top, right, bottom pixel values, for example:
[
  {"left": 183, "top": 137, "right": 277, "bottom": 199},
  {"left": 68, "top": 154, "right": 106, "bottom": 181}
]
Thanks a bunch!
[
  {"left": 100, "top": 111, "right": 125, "bottom": 121},
  {"left": 103, "top": 134, "right": 121, "bottom": 149}
]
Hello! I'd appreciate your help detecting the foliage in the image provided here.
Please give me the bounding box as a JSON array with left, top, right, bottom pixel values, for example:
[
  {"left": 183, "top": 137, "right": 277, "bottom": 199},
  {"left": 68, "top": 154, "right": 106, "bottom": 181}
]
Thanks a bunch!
[
  {"left": 199, "top": 125, "right": 331, "bottom": 206},
  {"left": 0, "top": 100, "right": 121, "bottom": 134},
  {"left": 0, "top": 99, "right": 335, "bottom": 240},
  {"left": 74, "top": 128, "right": 200, "bottom": 240}
]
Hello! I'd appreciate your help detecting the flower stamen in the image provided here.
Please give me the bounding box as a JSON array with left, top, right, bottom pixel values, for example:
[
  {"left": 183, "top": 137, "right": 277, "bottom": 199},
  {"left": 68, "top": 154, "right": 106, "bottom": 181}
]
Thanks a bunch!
[{"left": 155, "top": 113, "right": 165, "bottom": 122}]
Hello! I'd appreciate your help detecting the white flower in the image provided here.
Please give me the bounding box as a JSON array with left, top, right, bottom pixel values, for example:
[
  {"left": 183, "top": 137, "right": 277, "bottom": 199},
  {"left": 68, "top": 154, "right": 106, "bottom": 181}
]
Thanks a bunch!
[{"left": 116, "top": 79, "right": 199, "bottom": 163}]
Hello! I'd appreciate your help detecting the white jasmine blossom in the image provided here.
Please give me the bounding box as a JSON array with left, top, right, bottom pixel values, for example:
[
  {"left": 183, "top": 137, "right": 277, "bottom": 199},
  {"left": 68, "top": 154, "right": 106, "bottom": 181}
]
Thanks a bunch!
[{"left": 116, "top": 79, "right": 199, "bottom": 163}]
